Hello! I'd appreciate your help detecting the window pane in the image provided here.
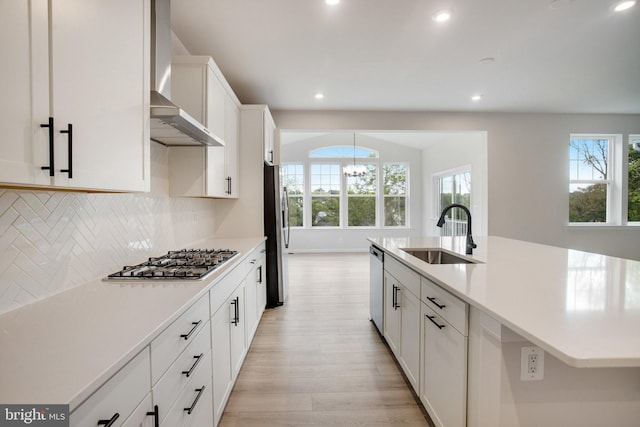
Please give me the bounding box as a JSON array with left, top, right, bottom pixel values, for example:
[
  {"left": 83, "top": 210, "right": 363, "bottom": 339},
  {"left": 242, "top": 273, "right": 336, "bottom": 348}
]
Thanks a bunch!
[
  {"left": 383, "top": 164, "right": 407, "bottom": 195},
  {"left": 569, "top": 183, "right": 607, "bottom": 223},
  {"left": 384, "top": 197, "right": 406, "bottom": 226},
  {"left": 569, "top": 138, "right": 608, "bottom": 180},
  {"left": 347, "top": 165, "right": 376, "bottom": 195},
  {"left": 312, "top": 197, "right": 340, "bottom": 226},
  {"left": 288, "top": 196, "right": 303, "bottom": 227},
  {"left": 311, "top": 163, "right": 340, "bottom": 195},
  {"left": 282, "top": 164, "right": 304, "bottom": 195},
  {"left": 629, "top": 137, "right": 640, "bottom": 222},
  {"left": 348, "top": 197, "right": 376, "bottom": 226},
  {"left": 310, "top": 146, "right": 378, "bottom": 158}
]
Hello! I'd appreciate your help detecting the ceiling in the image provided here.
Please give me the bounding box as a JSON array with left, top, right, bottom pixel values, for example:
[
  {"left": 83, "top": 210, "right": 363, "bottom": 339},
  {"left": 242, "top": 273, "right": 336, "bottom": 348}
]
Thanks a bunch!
[{"left": 171, "top": 0, "right": 640, "bottom": 114}]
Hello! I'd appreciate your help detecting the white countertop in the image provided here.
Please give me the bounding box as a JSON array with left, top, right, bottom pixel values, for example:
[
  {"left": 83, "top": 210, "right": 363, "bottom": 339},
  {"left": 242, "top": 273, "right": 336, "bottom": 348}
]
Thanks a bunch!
[
  {"left": 0, "top": 236, "right": 265, "bottom": 409},
  {"left": 368, "top": 236, "right": 640, "bottom": 368}
]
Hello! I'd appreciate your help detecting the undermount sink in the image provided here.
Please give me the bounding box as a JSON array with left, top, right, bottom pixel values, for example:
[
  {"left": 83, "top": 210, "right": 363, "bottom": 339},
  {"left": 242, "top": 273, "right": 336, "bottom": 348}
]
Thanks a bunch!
[{"left": 400, "top": 248, "right": 478, "bottom": 265}]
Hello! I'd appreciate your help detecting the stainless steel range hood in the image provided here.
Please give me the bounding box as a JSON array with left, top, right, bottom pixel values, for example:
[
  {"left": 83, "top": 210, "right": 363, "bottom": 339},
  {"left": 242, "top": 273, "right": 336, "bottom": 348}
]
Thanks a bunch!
[{"left": 150, "top": 0, "right": 223, "bottom": 146}]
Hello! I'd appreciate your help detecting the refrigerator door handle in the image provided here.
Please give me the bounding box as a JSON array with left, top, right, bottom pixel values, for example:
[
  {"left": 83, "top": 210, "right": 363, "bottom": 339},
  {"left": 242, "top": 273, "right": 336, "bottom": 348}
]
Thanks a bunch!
[{"left": 283, "top": 186, "right": 291, "bottom": 249}]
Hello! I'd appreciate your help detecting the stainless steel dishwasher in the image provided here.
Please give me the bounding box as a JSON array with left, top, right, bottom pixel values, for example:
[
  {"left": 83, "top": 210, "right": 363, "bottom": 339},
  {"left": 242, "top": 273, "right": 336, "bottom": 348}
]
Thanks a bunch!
[{"left": 369, "top": 245, "right": 384, "bottom": 334}]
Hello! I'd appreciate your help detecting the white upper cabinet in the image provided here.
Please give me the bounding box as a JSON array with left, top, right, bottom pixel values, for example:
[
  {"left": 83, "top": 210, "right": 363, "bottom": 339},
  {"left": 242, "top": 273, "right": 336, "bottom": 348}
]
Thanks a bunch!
[
  {"left": 0, "top": 0, "right": 150, "bottom": 192},
  {"left": 169, "top": 56, "right": 240, "bottom": 198},
  {"left": 263, "top": 109, "right": 277, "bottom": 165}
]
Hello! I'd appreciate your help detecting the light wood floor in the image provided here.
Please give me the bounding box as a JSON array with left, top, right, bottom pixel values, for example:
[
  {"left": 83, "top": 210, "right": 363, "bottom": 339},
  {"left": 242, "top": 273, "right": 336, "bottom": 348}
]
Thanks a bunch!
[{"left": 219, "top": 252, "right": 433, "bottom": 427}]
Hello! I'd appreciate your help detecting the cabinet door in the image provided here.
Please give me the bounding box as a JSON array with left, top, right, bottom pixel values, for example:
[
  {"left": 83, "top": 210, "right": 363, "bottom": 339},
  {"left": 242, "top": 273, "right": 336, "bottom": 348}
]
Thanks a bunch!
[
  {"left": 0, "top": 0, "right": 53, "bottom": 186},
  {"left": 211, "top": 302, "right": 232, "bottom": 425},
  {"left": 245, "top": 261, "right": 259, "bottom": 345},
  {"left": 256, "top": 254, "right": 266, "bottom": 318},
  {"left": 121, "top": 394, "right": 155, "bottom": 427},
  {"left": 49, "top": 0, "right": 148, "bottom": 191},
  {"left": 205, "top": 145, "right": 226, "bottom": 197},
  {"left": 263, "top": 109, "right": 275, "bottom": 164},
  {"left": 224, "top": 93, "right": 240, "bottom": 198},
  {"left": 383, "top": 272, "right": 400, "bottom": 356},
  {"left": 206, "top": 66, "right": 225, "bottom": 141},
  {"left": 399, "top": 288, "right": 420, "bottom": 393},
  {"left": 421, "top": 303, "right": 467, "bottom": 427},
  {"left": 230, "top": 283, "right": 247, "bottom": 377}
]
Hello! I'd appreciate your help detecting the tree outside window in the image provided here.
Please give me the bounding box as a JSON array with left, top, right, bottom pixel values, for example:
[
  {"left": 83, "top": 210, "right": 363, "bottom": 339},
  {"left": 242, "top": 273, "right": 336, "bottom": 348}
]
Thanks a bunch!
[
  {"left": 282, "top": 164, "right": 304, "bottom": 227},
  {"left": 383, "top": 164, "right": 408, "bottom": 227},
  {"left": 311, "top": 164, "right": 341, "bottom": 227},
  {"left": 569, "top": 137, "right": 610, "bottom": 223},
  {"left": 629, "top": 136, "right": 640, "bottom": 223},
  {"left": 347, "top": 165, "right": 376, "bottom": 226}
]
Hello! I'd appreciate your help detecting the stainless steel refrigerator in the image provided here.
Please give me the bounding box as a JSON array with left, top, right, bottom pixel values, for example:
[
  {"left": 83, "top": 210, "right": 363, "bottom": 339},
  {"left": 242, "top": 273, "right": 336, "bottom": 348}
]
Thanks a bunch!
[{"left": 264, "top": 162, "right": 290, "bottom": 307}]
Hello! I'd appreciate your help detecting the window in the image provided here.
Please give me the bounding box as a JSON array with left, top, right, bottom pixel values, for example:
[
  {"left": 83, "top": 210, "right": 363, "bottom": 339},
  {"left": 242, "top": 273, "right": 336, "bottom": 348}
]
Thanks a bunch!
[
  {"left": 347, "top": 165, "right": 377, "bottom": 226},
  {"left": 311, "top": 164, "right": 341, "bottom": 227},
  {"left": 569, "top": 136, "right": 610, "bottom": 223},
  {"left": 435, "top": 169, "right": 471, "bottom": 236},
  {"left": 628, "top": 135, "right": 640, "bottom": 223},
  {"left": 282, "top": 164, "right": 304, "bottom": 227},
  {"left": 310, "top": 146, "right": 378, "bottom": 159},
  {"left": 383, "top": 164, "right": 408, "bottom": 227}
]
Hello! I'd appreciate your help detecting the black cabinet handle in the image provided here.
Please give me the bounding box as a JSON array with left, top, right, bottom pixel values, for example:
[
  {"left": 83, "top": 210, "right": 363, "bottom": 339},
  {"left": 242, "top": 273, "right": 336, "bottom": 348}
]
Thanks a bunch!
[
  {"left": 230, "top": 299, "right": 238, "bottom": 325},
  {"left": 60, "top": 123, "right": 73, "bottom": 178},
  {"left": 257, "top": 265, "right": 262, "bottom": 283},
  {"left": 269, "top": 149, "right": 274, "bottom": 163},
  {"left": 233, "top": 296, "right": 240, "bottom": 325},
  {"left": 146, "top": 405, "right": 159, "bottom": 427},
  {"left": 426, "top": 296, "right": 446, "bottom": 310},
  {"left": 392, "top": 285, "right": 400, "bottom": 310},
  {"left": 225, "top": 176, "right": 232, "bottom": 194},
  {"left": 184, "top": 386, "right": 205, "bottom": 415},
  {"left": 182, "top": 353, "right": 204, "bottom": 378},
  {"left": 40, "top": 117, "right": 54, "bottom": 176},
  {"left": 426, "top": 314, "right": 446, "bottom": 330},
  {"left": 180, "top": 320, "right": 201, "bottom": 340},
  {"left": 97, "top": 413, "right": 119, "bottom": 426}
]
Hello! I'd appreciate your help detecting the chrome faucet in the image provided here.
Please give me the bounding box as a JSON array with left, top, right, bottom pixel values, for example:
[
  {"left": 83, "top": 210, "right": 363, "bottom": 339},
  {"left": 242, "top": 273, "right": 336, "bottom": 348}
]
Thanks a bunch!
[{"left": 436, "top": 204, "right": 477, "bottom": 255}]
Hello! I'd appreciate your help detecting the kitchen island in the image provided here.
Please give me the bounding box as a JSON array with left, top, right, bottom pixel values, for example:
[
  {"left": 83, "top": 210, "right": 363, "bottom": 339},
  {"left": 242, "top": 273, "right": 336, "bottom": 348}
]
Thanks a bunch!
[{"left": 369, "top": 235, "right": 640, "bottom": 427}]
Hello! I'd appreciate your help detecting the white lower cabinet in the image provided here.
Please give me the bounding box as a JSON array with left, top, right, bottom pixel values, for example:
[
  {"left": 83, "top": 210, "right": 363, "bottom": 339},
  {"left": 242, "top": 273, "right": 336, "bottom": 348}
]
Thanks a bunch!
[
  {"left": 121, "top": 394, "right": 155, "bottom": 427},
  {"left": 383, "top": 257, "right": 421, "bottom": 393},
  {"left": 420, "top": 276, "right": 469, "bottom": 427},
  {"left": 70, "top": 348, "right": 151, "bottom": 427},
  {"left": 421, "top": 303, "right": 468, "bottom": 427}
]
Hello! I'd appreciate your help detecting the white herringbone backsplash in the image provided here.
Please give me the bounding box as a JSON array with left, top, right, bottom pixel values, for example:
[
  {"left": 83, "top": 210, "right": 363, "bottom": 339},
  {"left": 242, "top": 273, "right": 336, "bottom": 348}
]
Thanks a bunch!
[{"left": 0, "top": 144, "right": 218, "bottom": 314}]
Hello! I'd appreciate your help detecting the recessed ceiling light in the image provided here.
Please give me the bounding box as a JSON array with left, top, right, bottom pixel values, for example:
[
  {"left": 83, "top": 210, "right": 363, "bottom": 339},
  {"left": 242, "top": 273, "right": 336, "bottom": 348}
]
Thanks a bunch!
[
  {"left": 479, "top": 57, "right": 496, "bottom": 65},
  {"left": 315, "top": 93, "right": 325, "bottom": 100},
  {"left": 432, "top": 10, "right": 452, "bottom": 23},
  {"left": 325, "top": 0, "right": 340, "bottom": 5},
  {"left": 613, "top": 0, "right": 636, "bottom": 11},
  {"left": 471, "top": 94, "right": 482, "bottom": 102}
]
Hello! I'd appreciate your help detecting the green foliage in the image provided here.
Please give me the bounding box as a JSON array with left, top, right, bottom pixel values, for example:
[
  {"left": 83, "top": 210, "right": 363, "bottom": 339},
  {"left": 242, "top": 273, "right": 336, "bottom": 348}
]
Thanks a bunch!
[
  {"left": 348, "top": 197, "right": 376, "bottom": 226},
  {"left": 569, "top": 183, "right": 607, "bottom": 222},
  {"left": 312, "top": 197, "right": 340, "bottom": 226},
  {"left": 629, "top": 145, "right": 640, "bottom": 222},
  {"left": 384, "top": 197, "right": 406, "bottom": 226},
  {"left": 288, "top": 196, "right": 303, "bottom": 227},
  {"left": 383, "top": 164, "right": 407, "bottom": 195}
]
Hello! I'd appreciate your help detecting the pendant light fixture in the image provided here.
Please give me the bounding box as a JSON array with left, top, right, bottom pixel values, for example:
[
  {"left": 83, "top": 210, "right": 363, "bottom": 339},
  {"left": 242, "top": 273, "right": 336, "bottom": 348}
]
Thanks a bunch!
[{"left": 343, "top": 132, "right": 367, "bottom": 177}]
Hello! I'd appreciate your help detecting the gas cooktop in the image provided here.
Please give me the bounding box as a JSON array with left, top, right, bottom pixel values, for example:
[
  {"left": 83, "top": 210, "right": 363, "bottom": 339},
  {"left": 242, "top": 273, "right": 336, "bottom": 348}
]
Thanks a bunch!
[{"left": 107, "top": 249, "right": 238, "bottom": 280}]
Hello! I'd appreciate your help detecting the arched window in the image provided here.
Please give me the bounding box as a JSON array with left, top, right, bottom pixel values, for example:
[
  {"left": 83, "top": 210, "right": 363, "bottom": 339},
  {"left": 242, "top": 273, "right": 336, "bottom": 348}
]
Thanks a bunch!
[{"left": 309, "top": 146, "right": 378, "bottom": 159}]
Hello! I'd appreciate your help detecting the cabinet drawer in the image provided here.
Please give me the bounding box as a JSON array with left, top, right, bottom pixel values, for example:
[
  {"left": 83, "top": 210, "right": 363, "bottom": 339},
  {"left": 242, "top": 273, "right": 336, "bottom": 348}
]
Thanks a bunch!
[
  {"left": 121, "top": 393, "right": 154, "bottom": 427},
  {"left": 70, "top": 348, "right": 150, "bottom": 427},
  {"left": 385, "top": 256, "right": 420, "bottom": 297},
  {"left": 151, "top": 295, "right": 209, "bottom": 385},
  {"left": 421, "top": 277, "right": 468, "bottom": 336},
  {"left": 210, "top": 262, "right": 245, "bottom": 315},
  {"left": 160, "top": 352, "right": 213, "bottom": 427},
  {"left": 153, "top": 320, "right": 211, "bottom": 425},
  {"left": 244, "top": 242, "right": 265, "bottom": 271}
]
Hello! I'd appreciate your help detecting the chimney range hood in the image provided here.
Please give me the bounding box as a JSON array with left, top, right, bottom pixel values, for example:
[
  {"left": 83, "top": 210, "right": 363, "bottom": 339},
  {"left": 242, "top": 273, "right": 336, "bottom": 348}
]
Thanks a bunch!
[{"left": 149, "top": 0, "right": 223, "bottom": 147}]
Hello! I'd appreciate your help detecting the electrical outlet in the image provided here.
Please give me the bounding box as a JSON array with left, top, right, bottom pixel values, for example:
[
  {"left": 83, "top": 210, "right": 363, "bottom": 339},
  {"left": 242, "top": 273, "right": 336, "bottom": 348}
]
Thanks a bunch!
[{"left": 521, "top": 346, "right": 544, "bottom": 381}]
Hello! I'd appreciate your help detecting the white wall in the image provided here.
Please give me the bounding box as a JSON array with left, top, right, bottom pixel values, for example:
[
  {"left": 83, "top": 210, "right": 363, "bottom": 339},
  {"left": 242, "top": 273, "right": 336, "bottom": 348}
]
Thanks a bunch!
[
  {"left": 272, "top": 110, "right": 640, "bottom": 260},
  {"left": 0, "top": 142, "right": 219, "bottom": 314},
  {"left": 280, "top": 132, "right": 423, "bottom": 252},
  {"left": 421, "top": 132, "right": 488, "bottom": 237}
]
